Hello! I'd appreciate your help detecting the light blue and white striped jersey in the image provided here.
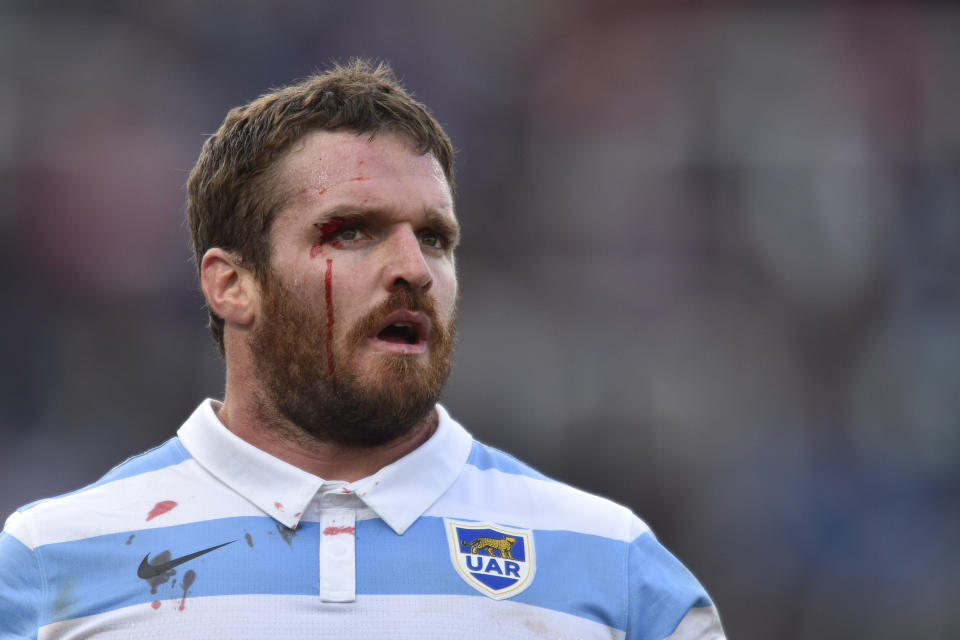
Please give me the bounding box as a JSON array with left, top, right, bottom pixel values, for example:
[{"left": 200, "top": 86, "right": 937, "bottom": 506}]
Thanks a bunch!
[{"left": 0, "top": 401, "right": 724, "bottom": 639}]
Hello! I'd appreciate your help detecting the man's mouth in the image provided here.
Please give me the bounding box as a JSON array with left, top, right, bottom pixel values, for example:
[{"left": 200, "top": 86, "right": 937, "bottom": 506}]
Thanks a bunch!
[
  {"left": 370, "top": 310, "right": 430, "bottom": 352},
  {"left": 377, "top": 322, "right": 421, "bottom": 345}
]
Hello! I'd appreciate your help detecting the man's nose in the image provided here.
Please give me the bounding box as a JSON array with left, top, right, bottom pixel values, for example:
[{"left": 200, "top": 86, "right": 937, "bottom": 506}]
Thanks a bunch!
[{"left": 381, "top": 226, "right": 433, "bottom": 292}]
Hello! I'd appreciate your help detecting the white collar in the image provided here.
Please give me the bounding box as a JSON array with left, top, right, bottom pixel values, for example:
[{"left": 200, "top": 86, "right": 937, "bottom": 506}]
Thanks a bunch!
[{"left": 177, "top": 400, "right": 472, "bottom": 535}]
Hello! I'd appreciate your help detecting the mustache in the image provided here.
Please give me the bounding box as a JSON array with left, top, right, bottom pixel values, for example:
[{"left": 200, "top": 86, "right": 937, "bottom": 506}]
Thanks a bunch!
[{"left": 345, "top": 287, "right": 444, "bottom": 348}]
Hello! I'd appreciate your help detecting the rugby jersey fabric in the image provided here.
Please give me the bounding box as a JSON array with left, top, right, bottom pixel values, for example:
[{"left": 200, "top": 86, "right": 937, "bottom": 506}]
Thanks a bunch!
[{"left": 0, "top": 400, "right": 724, "bottom": 639}]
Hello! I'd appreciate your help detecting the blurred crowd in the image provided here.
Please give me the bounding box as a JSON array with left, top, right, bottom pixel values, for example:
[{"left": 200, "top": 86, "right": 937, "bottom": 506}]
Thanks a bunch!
[{"left": 1, "top": 3, "right": 958, "bottom": 638}]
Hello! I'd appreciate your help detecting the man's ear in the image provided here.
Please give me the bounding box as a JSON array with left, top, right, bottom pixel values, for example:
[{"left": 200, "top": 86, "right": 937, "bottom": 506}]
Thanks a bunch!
[{"left": 200, "top": 248, "right": 260, "bottom": 328}]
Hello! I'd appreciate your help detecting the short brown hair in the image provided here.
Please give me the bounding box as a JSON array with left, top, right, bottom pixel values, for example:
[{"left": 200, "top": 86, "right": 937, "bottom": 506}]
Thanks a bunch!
[{"left": 187, "top": 59, "right": 456, "bottom": 356}]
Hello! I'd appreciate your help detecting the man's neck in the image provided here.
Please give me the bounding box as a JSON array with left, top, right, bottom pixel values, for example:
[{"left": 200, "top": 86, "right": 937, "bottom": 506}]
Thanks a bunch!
[{"left": 215, "top": 393, "right": 439, "bottom": 482}]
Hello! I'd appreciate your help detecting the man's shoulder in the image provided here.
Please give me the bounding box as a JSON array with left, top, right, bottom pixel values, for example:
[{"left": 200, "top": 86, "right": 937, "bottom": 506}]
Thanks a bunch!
[
  {"left": 444, "top": 439, "right": 649, "bottom": 544},
  {"left": 3, "top": 437, "right": 191, "bottom": 547},
  {"left": 462, "top": 439, "right": 553, "bottom": 481}
]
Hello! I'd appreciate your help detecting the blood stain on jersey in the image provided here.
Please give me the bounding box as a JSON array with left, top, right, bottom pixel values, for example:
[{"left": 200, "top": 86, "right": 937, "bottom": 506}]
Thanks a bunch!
[
  {"left": 146, "top": 500, "right": 177, "bottom": 521},
  {"left": 244, "top": 532, "right": 254, "bottom": 547},
  {"left": 444, "top": 518, "right": 536, "bottom": 600},
  {"left": 125, "top": 534, "right": 135, "bottom": 545},
  {"left": 323, "top": 526, "right": 355, "bottom": 536},
  {"left": 151, "top": 600, "right": 161, "bottom": 610}
]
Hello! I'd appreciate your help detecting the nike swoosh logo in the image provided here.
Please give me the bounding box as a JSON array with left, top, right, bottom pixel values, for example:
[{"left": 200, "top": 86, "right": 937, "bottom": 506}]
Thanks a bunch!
[{"left": 137, "top": 540, "right": 235, "bottom": 579}]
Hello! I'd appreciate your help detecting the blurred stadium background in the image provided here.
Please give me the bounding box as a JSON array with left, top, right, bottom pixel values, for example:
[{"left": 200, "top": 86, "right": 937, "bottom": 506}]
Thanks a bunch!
[{"left": 1, "top": 2, "right": 958, "bottom": 638}]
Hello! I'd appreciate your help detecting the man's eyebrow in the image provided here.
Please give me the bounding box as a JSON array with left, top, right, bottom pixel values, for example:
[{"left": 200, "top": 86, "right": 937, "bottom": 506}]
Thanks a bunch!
[
  {"left": 313, "top": 207, "right": 377, "bottom": 225},
  {"left": 314, "top": 206, "right": 461, "bottom": 245},
  {"left": 421, "top": 208, "right": 461, "bottom": 246}
]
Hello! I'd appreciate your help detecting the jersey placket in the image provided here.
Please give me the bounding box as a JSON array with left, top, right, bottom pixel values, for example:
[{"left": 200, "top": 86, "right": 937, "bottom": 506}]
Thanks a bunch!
[{"left": 317, "top": 490, "right": 358, "bottom": 602}]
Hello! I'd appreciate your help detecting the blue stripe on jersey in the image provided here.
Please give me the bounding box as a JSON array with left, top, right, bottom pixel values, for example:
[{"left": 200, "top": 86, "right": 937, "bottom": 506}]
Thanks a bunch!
[
  {"left": 95, "top": 438, "right": 192, "bottom": 485},
  {"left": 627, "top": 532, "right": 713, "bottom": 639},
  {"left": 37, "top": 515, "right": 319, "bottom": 625},
  {"left": 358, "top": 516, "right": 628, "bottom": 631},
  {"left": 465, "top": 442, "right": 549, "bottom": 480},
  {"left": 16, "top": 439, "right": 192, "bottom": 514},
  {"left": 34, "top": 514, "right": 632, "bottom": 630},
  {"left": 0, "top": 531, "right": 42, "bottom": 636}
]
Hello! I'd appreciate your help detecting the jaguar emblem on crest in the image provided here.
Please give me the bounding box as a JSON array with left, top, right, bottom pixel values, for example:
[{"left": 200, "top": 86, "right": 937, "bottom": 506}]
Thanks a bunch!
[{"left": 444, "top": 518, "right": 536, "bottom": 599}]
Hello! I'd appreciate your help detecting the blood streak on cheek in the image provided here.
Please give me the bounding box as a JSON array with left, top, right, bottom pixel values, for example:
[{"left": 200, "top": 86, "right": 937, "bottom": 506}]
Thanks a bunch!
[{"left": 325, "top": 258, "right": 335, "bottom": 378}]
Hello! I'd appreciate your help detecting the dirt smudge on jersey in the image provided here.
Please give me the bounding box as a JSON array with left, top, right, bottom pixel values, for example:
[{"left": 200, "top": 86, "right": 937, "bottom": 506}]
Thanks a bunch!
[
  {"left": 141, "top": 550, "right": 175, "bottom": 594},
  {"left": 178, "top": 569, "right": 196, "bottom": 611},
  {"left": 275, "top": 523, "right": 297, "bottom": 549}
]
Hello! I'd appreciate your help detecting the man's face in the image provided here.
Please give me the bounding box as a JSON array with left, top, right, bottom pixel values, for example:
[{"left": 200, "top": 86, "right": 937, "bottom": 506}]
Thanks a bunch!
[{"left": 249, "top": 130, "right": 459, "bottom": 446}]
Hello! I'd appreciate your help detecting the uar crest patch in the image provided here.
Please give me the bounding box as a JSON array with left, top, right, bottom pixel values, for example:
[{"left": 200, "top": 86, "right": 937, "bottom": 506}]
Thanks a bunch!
[{"left": 444, "top": 518, "right": 535, "bottom": 600}]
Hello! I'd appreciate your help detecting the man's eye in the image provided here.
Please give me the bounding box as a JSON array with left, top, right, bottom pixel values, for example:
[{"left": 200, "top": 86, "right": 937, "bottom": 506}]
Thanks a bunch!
[
  {"left": 337, "top": 227, "right": 359, "bottom": 241},
  {"left": 420, "top": 231, "right": 445, "bottom": 248}
]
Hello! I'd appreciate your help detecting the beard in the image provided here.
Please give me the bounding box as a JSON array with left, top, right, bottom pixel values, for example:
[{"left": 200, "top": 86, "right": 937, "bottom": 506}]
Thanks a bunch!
[{"left": 249, "top": 271, "right": 456, "bottom": 448}]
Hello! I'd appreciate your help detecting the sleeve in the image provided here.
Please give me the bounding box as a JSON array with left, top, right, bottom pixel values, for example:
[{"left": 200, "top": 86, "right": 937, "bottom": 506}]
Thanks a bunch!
[
  {"left": 626, "top": 530, "right": 725, "bottom": 640},
  {"left": 0, "top": 512, "right": 43, "bottom": 639}
]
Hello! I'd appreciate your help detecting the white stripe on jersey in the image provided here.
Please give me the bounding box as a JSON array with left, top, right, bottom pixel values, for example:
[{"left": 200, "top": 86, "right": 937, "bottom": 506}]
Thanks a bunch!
[
  {"left": 11, "top": 454, "right": 649, "bottom": 550},
  {"left": 427, "top": 463, "right": 650, "bottom": 542},
  {"left": 40, "top": 593, "right": 626, "bottom": 640},
  {"left": 5, "top": 459, "right": 265, "bottom": 547},
  {"left": 664, "top": 605, "right": 725, "bottom": 640}
]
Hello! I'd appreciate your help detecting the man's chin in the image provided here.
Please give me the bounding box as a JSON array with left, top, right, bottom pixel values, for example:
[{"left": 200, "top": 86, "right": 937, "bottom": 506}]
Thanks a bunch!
[
  {"left": 355, "top": 371, "right": 439, "bottom": 410},
  {"left": 350, "top": 351, "right": 433, "bottom": 382},
  {"left": 354, "top": 347, "right": 430, "bottom": 371}
]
